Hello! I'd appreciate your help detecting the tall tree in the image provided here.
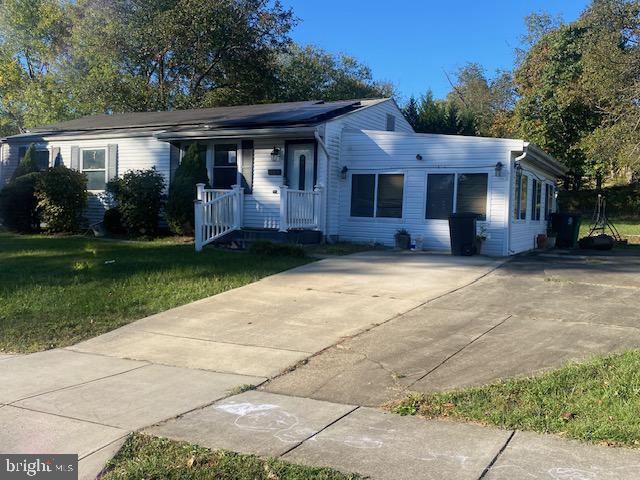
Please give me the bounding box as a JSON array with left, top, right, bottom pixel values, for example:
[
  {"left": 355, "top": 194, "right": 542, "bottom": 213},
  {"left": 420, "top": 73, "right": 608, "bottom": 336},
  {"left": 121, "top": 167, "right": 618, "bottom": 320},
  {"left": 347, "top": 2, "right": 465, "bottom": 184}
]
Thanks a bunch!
[
  {"left": 404, "top": 90, "right": 476, "bottom": 135},
  {"left": 446, "top": 63, "right": 515, "bottom": 137},
  {"left": 272, "top": 45, "right": 394, "bottom": 102},
  {"left": 513, "top": 0, "right": 640, "bottom": 189},
  {"left": 0, "top": 0, "right": 72, "bottom": 133}
]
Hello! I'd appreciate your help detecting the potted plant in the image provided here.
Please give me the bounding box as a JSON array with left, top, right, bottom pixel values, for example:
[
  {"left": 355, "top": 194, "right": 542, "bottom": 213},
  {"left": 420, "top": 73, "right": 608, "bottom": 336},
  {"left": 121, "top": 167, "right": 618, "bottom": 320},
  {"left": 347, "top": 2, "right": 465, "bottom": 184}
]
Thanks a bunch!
[
  {"left": 475, "top": 225, "right": 487, "bottom": 254},
  {"left": 394, "top": 228, "right": 411, "bottom": 250}
]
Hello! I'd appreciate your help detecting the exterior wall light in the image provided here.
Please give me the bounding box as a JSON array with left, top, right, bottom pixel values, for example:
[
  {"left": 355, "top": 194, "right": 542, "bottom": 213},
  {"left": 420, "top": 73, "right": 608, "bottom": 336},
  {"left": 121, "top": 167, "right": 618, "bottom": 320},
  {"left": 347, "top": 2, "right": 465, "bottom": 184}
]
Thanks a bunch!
[
  {"left": 340, "top": 166, "right": 349, "bottom": 179},
  {"left": 270, "top": 147, "right": 281, "bottom": 162},
  {"left": 495, "top": 161, "right": 504, "bottom": 177},
  {"left": 416, "top": 154, "right": 423, "bottom": 161}
]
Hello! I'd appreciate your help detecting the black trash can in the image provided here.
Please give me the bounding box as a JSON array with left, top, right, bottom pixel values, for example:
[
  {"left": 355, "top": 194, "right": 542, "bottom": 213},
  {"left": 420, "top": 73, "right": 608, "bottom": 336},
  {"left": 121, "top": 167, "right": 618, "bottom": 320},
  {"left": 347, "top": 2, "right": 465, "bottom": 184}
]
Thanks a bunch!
[
  {"left": 551, "top": 213, "right": 582, "bottom": 248},
  {"left": 449, "top": 213, "right": 478, "bottom": 256}
]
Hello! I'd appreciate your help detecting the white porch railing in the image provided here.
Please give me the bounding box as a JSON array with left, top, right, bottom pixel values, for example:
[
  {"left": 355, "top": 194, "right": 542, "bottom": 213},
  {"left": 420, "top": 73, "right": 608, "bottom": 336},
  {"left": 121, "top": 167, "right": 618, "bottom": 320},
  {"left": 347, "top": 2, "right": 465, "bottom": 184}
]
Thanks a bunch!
[
  {"left": 194, "top": 184, "right": 243, "bottom": 251},
  {"left": 279, "top": 186, "right": 322, "bottom": 231}
]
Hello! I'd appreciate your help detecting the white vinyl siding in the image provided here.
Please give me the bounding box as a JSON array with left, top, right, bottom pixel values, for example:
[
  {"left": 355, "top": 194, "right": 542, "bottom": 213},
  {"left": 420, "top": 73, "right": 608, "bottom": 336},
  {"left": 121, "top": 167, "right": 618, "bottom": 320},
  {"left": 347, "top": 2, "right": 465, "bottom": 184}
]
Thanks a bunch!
[
  {"left": 508, "top": 161, "right": 557, "bottom": 254},
  {"left": 337, "top": 130, "right": 522, "bottom": 256},
  {"left": 41, "top": 136, "right": 170, "bottom": 223}
]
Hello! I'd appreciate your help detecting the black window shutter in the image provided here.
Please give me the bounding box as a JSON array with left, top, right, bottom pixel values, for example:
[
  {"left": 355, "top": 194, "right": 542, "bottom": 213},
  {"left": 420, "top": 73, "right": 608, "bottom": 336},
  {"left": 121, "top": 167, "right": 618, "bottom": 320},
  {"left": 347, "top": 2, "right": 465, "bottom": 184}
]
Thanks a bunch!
[
  {"left": 18, "top": 146, "right": 27, "bottom": 162},
  {"left": 240, "top": 140, "right": 254, "bottom": 194},
  {"left": 169, "top": 143, "right": 181, "bottom": 183}
]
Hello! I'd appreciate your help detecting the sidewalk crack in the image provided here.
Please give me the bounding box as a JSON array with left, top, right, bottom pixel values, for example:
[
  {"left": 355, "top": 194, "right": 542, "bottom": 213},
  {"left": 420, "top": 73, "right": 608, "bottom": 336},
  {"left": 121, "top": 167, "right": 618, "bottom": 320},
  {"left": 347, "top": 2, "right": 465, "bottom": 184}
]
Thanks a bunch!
[
  {"left": 478, "top": 430, "right": 516, "bottom": 479},
  {"left": 278, "top": 406, "right": 360, "bottom": 458}
]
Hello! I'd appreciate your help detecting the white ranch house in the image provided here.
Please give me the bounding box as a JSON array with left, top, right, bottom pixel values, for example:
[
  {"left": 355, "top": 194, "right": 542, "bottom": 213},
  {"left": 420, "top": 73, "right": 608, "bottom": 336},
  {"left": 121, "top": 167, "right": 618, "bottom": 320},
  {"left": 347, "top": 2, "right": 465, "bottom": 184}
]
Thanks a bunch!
[{"left": 0, "top": 98, "right": 567, "bottom": 256}]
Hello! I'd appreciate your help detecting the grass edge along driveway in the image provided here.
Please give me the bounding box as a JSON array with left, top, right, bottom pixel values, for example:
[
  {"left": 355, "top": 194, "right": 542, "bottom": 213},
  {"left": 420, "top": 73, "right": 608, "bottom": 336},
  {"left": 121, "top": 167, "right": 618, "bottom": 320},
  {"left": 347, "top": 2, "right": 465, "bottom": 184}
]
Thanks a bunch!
[
  {"left": 0, "top": 232, "right": 310, "bottom": 353},
  {"left": 388, "top": 350, "right": 640, "bottom": 448}
]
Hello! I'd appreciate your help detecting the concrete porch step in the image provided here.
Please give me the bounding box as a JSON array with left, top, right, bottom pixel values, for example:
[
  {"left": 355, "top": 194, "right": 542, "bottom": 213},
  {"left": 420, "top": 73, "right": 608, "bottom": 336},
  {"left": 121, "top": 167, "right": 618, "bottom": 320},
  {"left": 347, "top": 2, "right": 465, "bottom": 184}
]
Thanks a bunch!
[{"left": 216, "top": 228, "right": 322, "bottom": 247}]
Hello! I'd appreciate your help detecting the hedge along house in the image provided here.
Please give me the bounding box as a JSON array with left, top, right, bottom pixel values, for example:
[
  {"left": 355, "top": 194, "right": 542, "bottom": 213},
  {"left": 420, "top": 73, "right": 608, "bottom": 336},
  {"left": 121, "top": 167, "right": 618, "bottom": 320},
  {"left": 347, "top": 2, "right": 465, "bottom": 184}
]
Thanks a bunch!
[{"left": 0, "top": 98, "right": 566, "bottom": 255}]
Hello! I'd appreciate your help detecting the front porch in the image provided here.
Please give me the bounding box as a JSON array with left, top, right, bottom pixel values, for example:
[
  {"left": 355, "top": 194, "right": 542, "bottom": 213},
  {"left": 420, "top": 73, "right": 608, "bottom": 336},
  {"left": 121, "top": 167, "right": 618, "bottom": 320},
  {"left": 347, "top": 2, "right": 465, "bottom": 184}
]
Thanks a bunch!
[{"left": 194, "top": 183, "right": 323, "bottom": 251}]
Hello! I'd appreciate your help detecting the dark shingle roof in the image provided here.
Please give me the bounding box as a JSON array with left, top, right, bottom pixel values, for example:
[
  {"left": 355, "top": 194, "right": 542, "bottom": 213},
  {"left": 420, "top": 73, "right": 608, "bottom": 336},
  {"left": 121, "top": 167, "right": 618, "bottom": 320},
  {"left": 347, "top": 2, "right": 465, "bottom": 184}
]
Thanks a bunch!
[{"left": 26, "top": 99, "right": 385, "bottom": 135}]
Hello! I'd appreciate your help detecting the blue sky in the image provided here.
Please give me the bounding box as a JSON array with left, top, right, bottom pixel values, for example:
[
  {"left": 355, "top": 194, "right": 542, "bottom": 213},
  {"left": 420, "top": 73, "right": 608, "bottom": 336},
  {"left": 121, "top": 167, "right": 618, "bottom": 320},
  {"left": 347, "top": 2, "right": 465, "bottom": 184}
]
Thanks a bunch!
[{"left": 285, "top": 0, "right": 590, "bottom": 102}]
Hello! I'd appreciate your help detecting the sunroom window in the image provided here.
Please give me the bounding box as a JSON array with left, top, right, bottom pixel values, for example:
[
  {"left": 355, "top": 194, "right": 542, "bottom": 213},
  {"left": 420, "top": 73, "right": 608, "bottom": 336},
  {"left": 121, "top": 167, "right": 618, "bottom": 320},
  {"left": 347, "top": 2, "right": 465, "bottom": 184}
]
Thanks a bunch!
[
  {"left": 82, "top": 148, "right": 106, "bottom": 190},
  {"left": 531, "top": 179, "right": 542, "bottom": 221},
  {"left": 456, "top": 173, "right": 488, "bottom": 220},
  {"left": 514, "top": 172, "right": 528, "bottom": 220},
  {"left": 425, "top": 173, "right": 488, "bottom": 220},
  {"left": 350, "top": 173, "right": 404, "bottom": 219}
]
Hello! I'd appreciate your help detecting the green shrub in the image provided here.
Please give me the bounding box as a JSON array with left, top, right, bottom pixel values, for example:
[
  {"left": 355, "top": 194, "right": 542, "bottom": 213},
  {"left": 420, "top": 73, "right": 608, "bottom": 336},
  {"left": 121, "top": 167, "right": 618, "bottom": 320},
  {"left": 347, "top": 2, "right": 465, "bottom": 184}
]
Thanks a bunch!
[
  {"left": 248, "top": 240, "right": 306, "bottom": 257},
  {"left": 0, "top": 145, "right": 45, "bottom": 232},
  {"left": 558, "top": 183, "right": 640, "bottom": 217},
  {"left": 103, "top": 208, "right": 125, "bottom": 234},
  {"left": 166, "top": 143, "right": 209, "bottom": 235},
  {"left": 35, "top": 166, "right": 87, "bottom": 233},
  {"left": 107, "top": 168, "right": 165, "bottom": 236},
  {"left": 11, "top": 144, "right": 41, "bottom": 180},
  {"left": 0, "top": 172, "right": 41, "bottom": 232}
]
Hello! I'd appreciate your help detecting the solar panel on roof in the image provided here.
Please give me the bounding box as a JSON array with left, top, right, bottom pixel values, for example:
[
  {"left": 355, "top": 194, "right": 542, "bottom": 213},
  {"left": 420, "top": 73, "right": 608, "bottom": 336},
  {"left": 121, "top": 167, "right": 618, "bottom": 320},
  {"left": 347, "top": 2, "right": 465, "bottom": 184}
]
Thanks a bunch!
[{"left": 26, "top": 99, "right": 371, "bottom": 134}]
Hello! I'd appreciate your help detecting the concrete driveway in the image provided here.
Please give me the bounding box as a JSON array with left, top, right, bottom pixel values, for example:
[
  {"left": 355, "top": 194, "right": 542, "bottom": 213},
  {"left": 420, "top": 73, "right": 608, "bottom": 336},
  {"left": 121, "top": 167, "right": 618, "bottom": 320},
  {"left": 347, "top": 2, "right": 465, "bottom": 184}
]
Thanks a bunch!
[
  {"left": 0, "top": 251, "right": 501, "bottom": 479},
  {"left": 265, "top": 253, "right": 640, "bottom": 406}
]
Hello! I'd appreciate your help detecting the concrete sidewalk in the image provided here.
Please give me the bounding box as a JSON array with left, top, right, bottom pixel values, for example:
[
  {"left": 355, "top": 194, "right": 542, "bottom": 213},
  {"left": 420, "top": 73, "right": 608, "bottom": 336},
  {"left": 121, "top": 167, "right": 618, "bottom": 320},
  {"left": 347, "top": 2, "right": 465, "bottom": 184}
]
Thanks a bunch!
[{"left": 147, "top": 390, "right": 640, "bottom": 480}]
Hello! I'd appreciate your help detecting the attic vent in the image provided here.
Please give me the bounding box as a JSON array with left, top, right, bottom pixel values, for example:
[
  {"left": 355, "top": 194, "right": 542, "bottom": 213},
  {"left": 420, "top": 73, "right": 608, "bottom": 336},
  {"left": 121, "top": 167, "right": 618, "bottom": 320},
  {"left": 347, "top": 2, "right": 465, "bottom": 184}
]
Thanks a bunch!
[{"left": 386, "top": 114, "right": 396, "bottom": 132}]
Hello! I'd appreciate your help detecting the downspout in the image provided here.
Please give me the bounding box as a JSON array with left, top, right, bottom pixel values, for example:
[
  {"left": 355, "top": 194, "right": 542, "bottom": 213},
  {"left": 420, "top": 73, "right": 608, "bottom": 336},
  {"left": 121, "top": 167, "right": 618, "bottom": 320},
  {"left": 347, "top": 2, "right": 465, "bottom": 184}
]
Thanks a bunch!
[
  {"left": 314, "top": 128, "right": 331, "bottom": 239},
  {"left": 314, "top": 129, "right": 331, "bottom": 161}
]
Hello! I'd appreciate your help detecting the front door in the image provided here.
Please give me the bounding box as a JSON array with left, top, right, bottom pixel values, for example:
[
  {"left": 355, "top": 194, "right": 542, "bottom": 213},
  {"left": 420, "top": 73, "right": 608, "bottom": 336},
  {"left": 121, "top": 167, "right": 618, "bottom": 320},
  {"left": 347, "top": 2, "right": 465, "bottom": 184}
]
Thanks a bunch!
[{"left": 286, "top": 143, "right": 315, "bottom": 191}]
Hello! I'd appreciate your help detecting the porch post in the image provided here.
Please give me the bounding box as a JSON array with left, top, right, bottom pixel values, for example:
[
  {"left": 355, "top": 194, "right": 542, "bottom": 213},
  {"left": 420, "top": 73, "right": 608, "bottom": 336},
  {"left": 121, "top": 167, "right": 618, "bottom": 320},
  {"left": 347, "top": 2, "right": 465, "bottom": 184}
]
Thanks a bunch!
[
  {"left": 232, "top": 184, "right": 244, "bottom": 229},
  {"left": 313, "top": 184, "right": 323, "bottom": 231},
  {"left": 279, "top": 185, "right": 288, "bottom": 232},
  {"left": 196, "top": 183, "right": 205, "bottom": 201},
  {"left": 194, "top": 199, "right": 204, "bottom": 252}
]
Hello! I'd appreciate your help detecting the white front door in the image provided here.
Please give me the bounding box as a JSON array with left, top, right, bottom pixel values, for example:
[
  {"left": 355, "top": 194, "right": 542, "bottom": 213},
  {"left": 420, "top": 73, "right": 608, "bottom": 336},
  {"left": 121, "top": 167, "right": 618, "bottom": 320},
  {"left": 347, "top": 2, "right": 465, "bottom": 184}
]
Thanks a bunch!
[{"left": 287, "top": 143, "right": 315, "bottom": 191}]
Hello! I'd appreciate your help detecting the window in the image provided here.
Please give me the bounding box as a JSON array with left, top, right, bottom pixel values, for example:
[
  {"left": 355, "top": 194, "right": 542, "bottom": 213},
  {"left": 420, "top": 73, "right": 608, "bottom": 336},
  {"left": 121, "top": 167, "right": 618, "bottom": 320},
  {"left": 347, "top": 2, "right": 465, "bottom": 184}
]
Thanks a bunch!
[
  {"left": 18, "top": 146, "right": 49, "bottom": 170},
  {"left": 545, "top": 183, "right": 555, "bottom": 220},
  {"left": 81, "top": 148, "right": 106, "bottom": 190},
  {"left": 350, "top": 173, "right": 404, "bottom": 218},
  {"left": 35, "top": 150, "right": 49, "bottom": 170},
  {"left": 350, "top": 174, "right": 375, "bottom": 217},
  {"left": 386, "top": 114, "right": 396, "bottom": 132},
  {"left": 213, "top": 144, "right": 238, "bottom": 189},
  {"left": 513, "top": 172, "right": 528, "bottom": 220},
  {"left": 426, "top": 174, "right": 454, "bottom": 219},
  {"left": 456, "top": 173, "right": 488, "bottom": 220},
  {"left": 377, "top": 174, "right": 404, "bottom": 217},
  {"left": 531, "top": 179, "right": 542, "bottom": 221}
]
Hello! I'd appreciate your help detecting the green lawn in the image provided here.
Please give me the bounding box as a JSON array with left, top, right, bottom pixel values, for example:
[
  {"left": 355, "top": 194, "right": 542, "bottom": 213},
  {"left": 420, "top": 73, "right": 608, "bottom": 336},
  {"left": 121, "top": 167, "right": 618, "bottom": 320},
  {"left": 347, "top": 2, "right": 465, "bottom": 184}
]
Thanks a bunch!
[
  {"left": 389, "top": 350, "right": 640, "bottom": 447},
  {"left": 102, "top": 434, "right": 362, "bottom": 480},
  {"left": 0, "top": 232, "right": 310, "bottom": 353},
  {"left": 579, "top": 217, "right": 640, "bottom": 240}
]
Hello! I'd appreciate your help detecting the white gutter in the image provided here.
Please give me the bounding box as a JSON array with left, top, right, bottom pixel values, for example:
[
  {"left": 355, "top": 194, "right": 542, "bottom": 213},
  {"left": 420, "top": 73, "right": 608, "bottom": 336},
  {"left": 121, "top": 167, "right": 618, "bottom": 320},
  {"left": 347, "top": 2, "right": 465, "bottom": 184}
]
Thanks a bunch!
[{"left": 154, "top": 125, "right": 318, "bottom": 141}]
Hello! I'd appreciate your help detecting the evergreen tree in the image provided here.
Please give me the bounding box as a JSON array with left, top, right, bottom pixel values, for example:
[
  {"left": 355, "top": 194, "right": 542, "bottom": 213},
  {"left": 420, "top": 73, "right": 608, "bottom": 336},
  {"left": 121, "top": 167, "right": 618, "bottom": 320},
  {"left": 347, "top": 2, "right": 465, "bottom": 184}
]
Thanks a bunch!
[
  {"left": 166, "top": 144, "right": 210, "bottom": 235},
  {"left": 11, "top": 144, "right": 41, "bottom": 180},
  {"left": 402, "top": 96, "right": 420, "bottom": 131}
]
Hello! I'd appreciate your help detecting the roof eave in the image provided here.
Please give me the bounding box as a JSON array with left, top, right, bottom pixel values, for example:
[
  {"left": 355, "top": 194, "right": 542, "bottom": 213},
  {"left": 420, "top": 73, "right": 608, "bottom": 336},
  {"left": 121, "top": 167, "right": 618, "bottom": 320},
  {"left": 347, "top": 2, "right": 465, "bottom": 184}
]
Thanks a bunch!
[{"left": 524, "top": 143, "right": 569, "bottom": 177}]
